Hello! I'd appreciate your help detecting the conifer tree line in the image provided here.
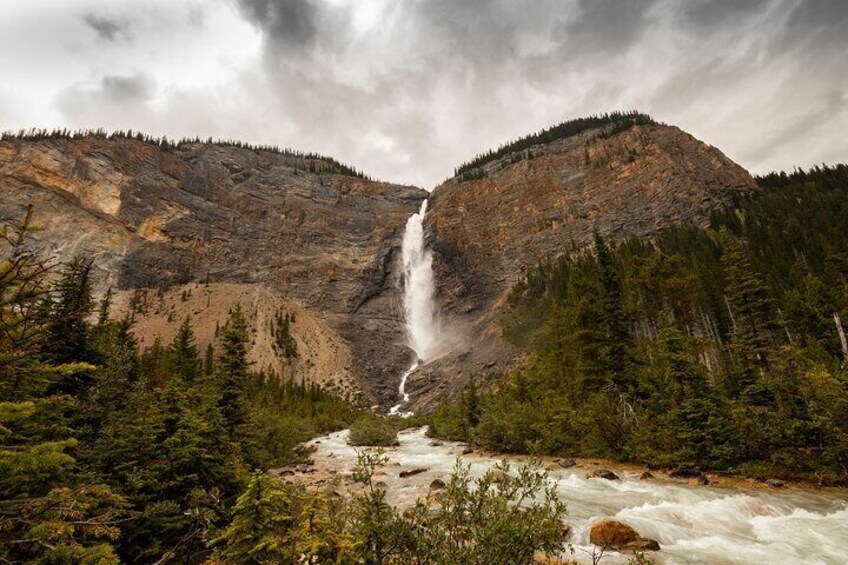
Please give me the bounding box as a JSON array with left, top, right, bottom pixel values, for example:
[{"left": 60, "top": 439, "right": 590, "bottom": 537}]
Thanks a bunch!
[
  {"left": 0, "top": 206, "right": 358, "bottom": 562},
  {"left": 0, "top": 128, "right": 370, "bottom": 180},
  {"left": 453, "top": 111, "right": 656, "bottom": 181},
  {"left": 429, "top": 164, "right": 848, "bottom": 484}
]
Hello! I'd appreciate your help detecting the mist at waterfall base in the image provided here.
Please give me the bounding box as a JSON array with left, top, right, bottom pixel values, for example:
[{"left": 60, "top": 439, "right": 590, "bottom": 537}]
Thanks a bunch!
[{"left": 391, "top": 199, "right": 441, "bottom": 416}]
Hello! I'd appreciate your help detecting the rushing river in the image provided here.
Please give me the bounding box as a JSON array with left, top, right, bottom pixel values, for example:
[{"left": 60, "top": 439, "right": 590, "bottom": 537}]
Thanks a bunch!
[{"left": 305, "top": 428, "right": 848, "bottom": 565}]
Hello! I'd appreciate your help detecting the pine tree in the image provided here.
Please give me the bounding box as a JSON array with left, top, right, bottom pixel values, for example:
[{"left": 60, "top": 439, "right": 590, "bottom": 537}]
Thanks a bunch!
[
  {"left": 594, "top": 231, "right": 632, "bottom": 389},
  {"left": 214, "top": 471, "right": 297, "bottom": 563},
  {"left": 217, "top": 304, "right": 252, "bottom": 434},
  {"left": 719, "top": 229, "right": 780, "bottom": 390},
  {"left": 169, "top": 316, "right": 199, "bottom": 382},
  {"left": 45, "top": 256, "right": 95, "bottom": 365}
]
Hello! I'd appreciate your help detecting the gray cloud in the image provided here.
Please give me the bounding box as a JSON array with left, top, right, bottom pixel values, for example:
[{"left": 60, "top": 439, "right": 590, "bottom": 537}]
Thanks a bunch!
[
  {"left": 236, "top": 0, "right": 318, "bottom": 52},
  {"left": 83, "top": 13, "right": 128, "bottom": 42},
  {"left": 58, "top": 74, "right": 154, "bottom": 120}
]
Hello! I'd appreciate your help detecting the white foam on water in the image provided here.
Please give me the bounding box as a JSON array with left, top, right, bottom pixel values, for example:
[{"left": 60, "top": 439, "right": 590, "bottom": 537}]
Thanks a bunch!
[{"left": 307, "top": 428, "right": 848, "bottom": 565}]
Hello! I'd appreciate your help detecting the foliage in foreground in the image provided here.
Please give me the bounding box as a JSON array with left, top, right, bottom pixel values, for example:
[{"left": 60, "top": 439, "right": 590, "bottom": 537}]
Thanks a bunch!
[
  {"left": 211, "top": 451, "right": 568, "bottom": 564},
  {"left": 0, "top": 206, "right": 357, "bottom": 563},
  {"left": 429, "top": 164, "right": 848, "bottom": 484}
]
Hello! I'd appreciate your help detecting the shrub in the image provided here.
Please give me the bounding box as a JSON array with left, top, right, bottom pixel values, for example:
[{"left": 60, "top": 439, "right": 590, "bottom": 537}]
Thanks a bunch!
[{"left": 347, "top": 414, "right": 398, "bottom": 446}]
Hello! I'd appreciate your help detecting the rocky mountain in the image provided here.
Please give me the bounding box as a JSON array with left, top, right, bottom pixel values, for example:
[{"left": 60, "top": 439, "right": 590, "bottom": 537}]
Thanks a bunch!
[
  {"left": 406, "top": 117, "right": 756, "bottom": 408},
  {"left": 0, "top": 116, "right": 757, "bottom": 410},
  {"left": 0, "top": 134, "right": 427, "bottom": 405}
]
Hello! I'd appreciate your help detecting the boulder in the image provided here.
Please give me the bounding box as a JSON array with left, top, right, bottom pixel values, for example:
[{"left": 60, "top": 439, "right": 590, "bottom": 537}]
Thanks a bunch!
[
  {"left": 589, "top": 519, "right": 660, "bottom": 552},
  {"left": 557, "top": 458, "right": 576, "bottom": 469},
  {"left": 688, "top": 475, "right": 710, "bottom": 486},
  {"left": 587, "top": 469, "right": 620, "bottom": 481},
  {"left": 766, "top": 479, "right": 786, "bottom": 488},
  {"left": 639, "top": 472, "right": 655, "bottom": 480},
  {"left": 399, "top": 467, "right": 428, "bottom": 478},
  {"left": 429, "top": 441, "right": 443, "bottom": 447},
  {"left": 429, "top": 479, "right": 447, "bottom": 490},
  {"left": 461, "top": 447, "right": 474, "bottom": 455}
]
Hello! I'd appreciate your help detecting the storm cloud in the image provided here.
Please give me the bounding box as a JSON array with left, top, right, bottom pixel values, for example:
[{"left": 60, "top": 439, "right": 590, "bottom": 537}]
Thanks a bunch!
[{"left": 1, "top": 0, "right": 846, "bottom": 187}]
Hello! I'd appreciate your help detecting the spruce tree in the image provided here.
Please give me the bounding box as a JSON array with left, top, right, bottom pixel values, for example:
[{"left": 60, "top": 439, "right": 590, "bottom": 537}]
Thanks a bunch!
[
  {"left": 217, "top": 304, "right": 252, "bottom": 435},
  {"left": 169, "top": 316, "right": 199, "bottom": 382},
  {"left": 45, "top": 256, "right": 95, "bottom": 365}
]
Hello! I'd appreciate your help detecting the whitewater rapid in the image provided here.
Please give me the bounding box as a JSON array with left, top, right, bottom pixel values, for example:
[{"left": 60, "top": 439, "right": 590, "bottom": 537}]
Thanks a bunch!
[
  {"left": 391, "top": 199, "right": 438, "bottom": 416},
  {"left": 306, "top": 428, "right": 848, "bottom": 565}
]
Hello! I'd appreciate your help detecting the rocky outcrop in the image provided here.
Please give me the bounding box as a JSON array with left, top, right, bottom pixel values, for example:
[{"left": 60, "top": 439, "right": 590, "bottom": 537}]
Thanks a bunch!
[
  {"left": 406, "top": 122, "right": 756, "bottom": 409},
  {"left": 589, "top": 519, "right": 660, "bottom": 552},
  {"left": 0, "top": 136, "right": 427, "bottom": 405}
]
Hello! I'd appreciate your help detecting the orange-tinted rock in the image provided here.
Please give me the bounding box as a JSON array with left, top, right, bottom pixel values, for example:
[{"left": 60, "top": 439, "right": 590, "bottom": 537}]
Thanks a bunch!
[{"left": 589, "top": 519, "right": 661, "bottom": 551}]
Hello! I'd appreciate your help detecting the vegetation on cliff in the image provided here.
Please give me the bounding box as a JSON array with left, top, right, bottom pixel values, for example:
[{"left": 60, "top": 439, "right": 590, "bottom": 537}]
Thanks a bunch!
[
  {"left": 452, "top": 111, "right": 656, "bottom": 181},
  {"left": 1, "top": 127, "right": 371, "bottom": 179},
  {"left": 429, "top": 164, "right": 848, "bottom": 484}
]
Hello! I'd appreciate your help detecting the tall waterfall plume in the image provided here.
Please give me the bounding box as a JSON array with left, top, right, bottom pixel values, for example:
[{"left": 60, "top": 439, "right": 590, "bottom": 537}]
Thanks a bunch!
[
  {"left": 402, "top": 199, "right": 439, "bottom": 360},
  {"left": 390, "top": 199, "right": 439, "bottom": 416}
]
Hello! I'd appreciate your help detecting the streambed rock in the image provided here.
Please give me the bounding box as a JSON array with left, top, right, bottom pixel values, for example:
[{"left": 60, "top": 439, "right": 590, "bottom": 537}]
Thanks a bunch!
[
  {"left": 589, "top": 519, "right": 660, "bottom": 552},
  {"left": 587, "top": 469, "right": 620, "bottom": 481}
]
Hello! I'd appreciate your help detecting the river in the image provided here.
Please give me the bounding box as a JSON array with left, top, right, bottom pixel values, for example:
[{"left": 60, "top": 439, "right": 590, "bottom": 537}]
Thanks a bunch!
[{"left": 304, "top": 427, "right": 848, "bottom": 565}]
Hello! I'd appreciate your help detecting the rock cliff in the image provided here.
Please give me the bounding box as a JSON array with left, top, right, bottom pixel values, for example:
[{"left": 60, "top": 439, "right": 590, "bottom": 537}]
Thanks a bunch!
[
  {"left": 0, "top": 135, "right": 427, "bottom": 404},
  {"left": 0, "top": 117, "right": 757, "bottom": 410},
  {"left": 406, "top": 121, "right": 756, "bottom": 408}
]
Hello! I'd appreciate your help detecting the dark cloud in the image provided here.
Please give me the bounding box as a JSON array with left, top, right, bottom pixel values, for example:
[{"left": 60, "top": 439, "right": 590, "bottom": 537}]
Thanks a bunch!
[
  {"left": 83, "top": 13, "right": 128, "bottom": 42},
  {"left": 236, "top": 0, "right": 318, "bottom": 52},
  {"left": 682, "top": 0, "right": 769, "bottom": 29},
  {"left": 787, "top": 0, "right": 848, "bottom": 29},
  {"left": 555, "top": 0, "right": 658, "bottom": 55}
]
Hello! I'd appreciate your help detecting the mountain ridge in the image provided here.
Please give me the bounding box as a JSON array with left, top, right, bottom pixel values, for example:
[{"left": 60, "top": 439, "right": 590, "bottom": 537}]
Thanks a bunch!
[{"left": 1, "top": 115, "right": 756, "bottom": 408}]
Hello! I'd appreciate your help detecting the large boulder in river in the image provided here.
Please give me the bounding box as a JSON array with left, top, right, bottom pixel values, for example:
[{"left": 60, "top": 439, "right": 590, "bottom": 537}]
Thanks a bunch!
[{"left": 589, "top": 519, "right": 660, "bottom": 551}]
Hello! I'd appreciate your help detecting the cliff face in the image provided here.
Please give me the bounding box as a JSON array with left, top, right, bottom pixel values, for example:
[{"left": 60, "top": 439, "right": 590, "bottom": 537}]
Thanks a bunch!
[
  {"left": 0, "top": 136, "right": 427, "bottom": 404},
  {"left": 407, "top": 122, "right": 756, "bottom": 408},
  {"left": 0, "top": 120, "right": 758, "bottom": 411}
]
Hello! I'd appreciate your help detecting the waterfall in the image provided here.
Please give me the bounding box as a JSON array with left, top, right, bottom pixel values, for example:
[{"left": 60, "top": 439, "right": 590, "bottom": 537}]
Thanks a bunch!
[{"left": 390, "top": 199, "right": 438, "bottom": 416}]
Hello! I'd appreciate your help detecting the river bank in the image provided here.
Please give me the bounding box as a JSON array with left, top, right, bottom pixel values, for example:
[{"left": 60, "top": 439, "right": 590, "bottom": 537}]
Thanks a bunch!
[{"left": 279, "top": 427, "right": 848, "bottom": 565}]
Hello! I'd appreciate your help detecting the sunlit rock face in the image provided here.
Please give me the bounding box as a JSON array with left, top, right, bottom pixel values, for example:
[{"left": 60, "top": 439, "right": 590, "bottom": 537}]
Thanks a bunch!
[
  {"left": 0, "top": 135, "right": 427, "bottom": 405},
  {"left": 412, "top": 122, "right": 756, "bottom": 409}
]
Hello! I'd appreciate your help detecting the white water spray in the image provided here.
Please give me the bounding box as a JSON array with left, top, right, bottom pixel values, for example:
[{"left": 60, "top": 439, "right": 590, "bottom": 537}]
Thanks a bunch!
[{"left": 390, "top": 199, "right": 439, "bottom": 416}]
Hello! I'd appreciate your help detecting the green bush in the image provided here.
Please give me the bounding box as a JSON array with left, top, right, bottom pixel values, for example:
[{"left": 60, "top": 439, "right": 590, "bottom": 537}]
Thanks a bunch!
[{"left": 347, "top": 414, "right": 398, "bottom": 446}]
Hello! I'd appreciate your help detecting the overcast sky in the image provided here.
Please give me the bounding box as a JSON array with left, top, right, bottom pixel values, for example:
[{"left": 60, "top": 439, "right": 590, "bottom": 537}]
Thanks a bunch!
[{"left": 1, "top": 0, "right": 846, "bottom": 187}]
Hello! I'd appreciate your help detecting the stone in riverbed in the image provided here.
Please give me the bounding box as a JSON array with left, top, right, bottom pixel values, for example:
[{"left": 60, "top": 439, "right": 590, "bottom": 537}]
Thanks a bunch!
[
  {"left": 587, "top": 469, "right": 619, "bottom": 481},
  {"left": 589, "top": 519, "right": 660, "bottom": 551},
  {"left": 688, "top": 475, "right": 710, "bottom": 486},
  {"left": 557, "top": 458, "right": 576, "bottom": 469},
  {"left": 640, "top": 471, "right": 655, "bottom": 480},
  {"left": 461, "top": 447, "right": 474, "bottom": 455},
  {"left": 766, "top": 479, "right": 786, "bottom": 488},
  {"left": 429, "top": 479, "right": 447, "bottom": 490},
  {"left": 400, "top": 467, "right": 428, "bottom": 478}
]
